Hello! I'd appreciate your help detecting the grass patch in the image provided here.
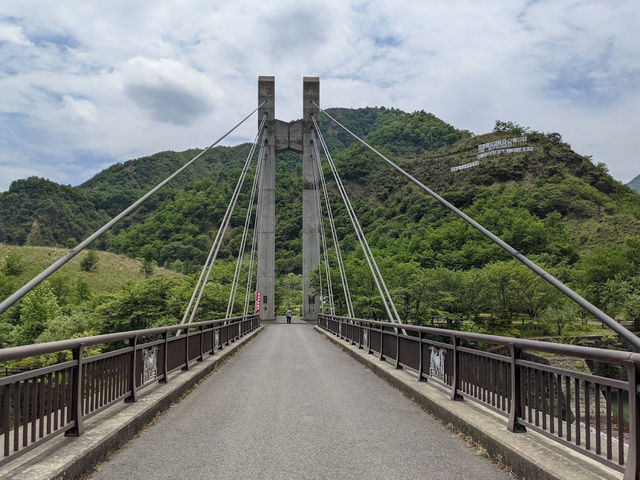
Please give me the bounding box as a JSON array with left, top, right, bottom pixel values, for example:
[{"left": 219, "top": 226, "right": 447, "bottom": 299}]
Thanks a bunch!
[{"left": 0, "top": 244, "right": 180, "bottom": 299}]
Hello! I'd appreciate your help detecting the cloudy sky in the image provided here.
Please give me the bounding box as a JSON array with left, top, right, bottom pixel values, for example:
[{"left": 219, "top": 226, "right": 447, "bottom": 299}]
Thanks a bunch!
[{"left": 0, "top": 0, "right": 639, "bottom": 191}]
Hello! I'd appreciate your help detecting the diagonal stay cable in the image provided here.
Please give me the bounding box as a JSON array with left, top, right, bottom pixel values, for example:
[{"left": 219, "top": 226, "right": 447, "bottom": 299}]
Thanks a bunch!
[
  {"left": 313, "top": 117, "right": 402, "bottom": 326},
  {"left": 310, "top": 147, "right": 327, "bottom": 314},
  {"left": 0, "top": 103, "right": 265, "bottom": 316},
  {"left": 315, "top": 102, "right": 640, "bottom": 349},
  {"left": 244, "top": 138, "right": 267, "bottom": 316},
  {"left": 181, "top": 115, "right": 266, "bottom": 326},
  {"left": 311, "top": 135, "right": 353, "bottom": 317},
  {"left": 314, "top": 158, "right": 335, "bottom": 314},
  {"left": 311, "top": 139, "right": 335, "bottom": 315},
  {"left": 181, "top": 114, "right": 267, "bottom": 328},
  {"left": 226, "top": 136, "right": 265, "bottom": 317}
]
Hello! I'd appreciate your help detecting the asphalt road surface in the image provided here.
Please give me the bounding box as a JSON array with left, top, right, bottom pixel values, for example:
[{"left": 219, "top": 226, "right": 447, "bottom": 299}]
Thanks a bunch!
[{"left": 90, "top": 323, "right": 512, "bottom": 480}]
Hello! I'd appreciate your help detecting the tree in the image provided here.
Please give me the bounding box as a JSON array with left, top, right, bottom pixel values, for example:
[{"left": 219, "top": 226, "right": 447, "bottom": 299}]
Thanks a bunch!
[
  {"left": 493, "top": 120, "right": 530, "bottom": 135},
  {"left": 75, "top": 278, "right": 92, "bottom": 301},
  {"left": 539, "top": 302, "right": 581, "bottom": 336},
  {"left": 140, "top": 258, "right": 157, "bottom": 278},
  {"left": 483, "top": 262, "right": 520, "bottom": 321},
  {"left": 600, "top": 276, "right": 632, "bottom": 317},
  {"left": 625, "top": 294, "right": 640, "bottom": 331},
  {"left": 80, "top": 250, "right": 99, "bottom": 272},
  {"left": 2, "top": 252, "right": 24, "bottom": 276},
  {"left": 49, "top": 275, "right": 72, "bottom": 305},
  {"left": 0, "top": 272, "right": 15, "bottom": 299},
  {"left": 627, "top": 236, "right": 640, "bottom": 270},
  {"left": 14, "top": 281, "right": 60, "bottom": 345},
  {"left": 574, "top": 247, "right": 631, "bottom": 305}
]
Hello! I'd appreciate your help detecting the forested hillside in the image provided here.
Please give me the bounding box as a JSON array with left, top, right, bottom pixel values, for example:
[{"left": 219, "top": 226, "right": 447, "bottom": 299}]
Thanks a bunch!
[{"left": 2, "top": 106, "right": 640, "bottom": 357}]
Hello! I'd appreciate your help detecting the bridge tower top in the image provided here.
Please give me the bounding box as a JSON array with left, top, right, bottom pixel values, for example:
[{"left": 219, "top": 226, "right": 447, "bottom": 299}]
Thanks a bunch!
[{"left": 258, "top": 76, "right": 275, "bottom": 126}]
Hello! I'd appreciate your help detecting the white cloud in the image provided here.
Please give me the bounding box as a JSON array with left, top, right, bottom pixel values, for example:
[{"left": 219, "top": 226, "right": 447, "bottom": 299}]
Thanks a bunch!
[
  {"left": 0, "top": 22, "right": 31, "bottom": 46},
  {"left": 0, "top": 0, "right": 638, "bottom": 192},
  {"left": 61, "top": 95, "right": 97, "bottom": 123}
]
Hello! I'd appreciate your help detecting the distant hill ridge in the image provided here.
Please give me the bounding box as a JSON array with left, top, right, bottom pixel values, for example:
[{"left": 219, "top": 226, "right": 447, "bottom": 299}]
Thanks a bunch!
[
  {"left": 1, "top": 107, "right": 639, "bottom": 278},
  {"left": 628, "top": 174, "right": 640, "bottom": 194}
]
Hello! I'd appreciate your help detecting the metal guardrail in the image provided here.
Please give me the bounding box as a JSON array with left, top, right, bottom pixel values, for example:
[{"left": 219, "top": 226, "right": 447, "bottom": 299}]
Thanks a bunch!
[
  {"left": 318, "top": 314, "right": 640, "bottom": 479},
  {"left": 0, "top": 314, "right": 260, "bottom": 467}
]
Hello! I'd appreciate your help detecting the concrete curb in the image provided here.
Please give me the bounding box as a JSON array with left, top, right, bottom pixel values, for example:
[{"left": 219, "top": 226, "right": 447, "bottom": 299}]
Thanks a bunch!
[
  {"left": 1, "top": 326, "right": 264, "bottom": 480},
  {"left": 314, "top": 325, "right": 622, "bottom": 480}
]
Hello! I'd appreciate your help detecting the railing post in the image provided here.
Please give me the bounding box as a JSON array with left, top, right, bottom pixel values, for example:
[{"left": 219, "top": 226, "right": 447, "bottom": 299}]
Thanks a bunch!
[
  {"left": 624, "top": 360, "right": 640, "bottom": 480},
  {"left": 357, "top": 321, "right": 361, "bottom": 349},
  {"left": 379, "top": 325, "right": 385, "bottom": 361},
  {"left": 198, "top": 325, "right": 204, "bottom": 362},
  {"left": 160, "top": 331, "right": 169, "bottom": 383},
  {"left": 65, "top": 344, "right": 85, "bottom": 436},
  {"left": 417, "top": 331, "right": 425, "bottom": 382},
  {"left": 183, "top": 328, "right": 190, "bottom": 371},
  {"left": 507, "top": 344, "right": 526, "bottom": 432},
  {"left": 450, "top": 336, "right": 462, "bottom": 401},
  {"left": 395, "top": 330, "right": 401, "bottom": 370},
  {"left": 125, "top": 336, "right": 138, "bottom": 403}
]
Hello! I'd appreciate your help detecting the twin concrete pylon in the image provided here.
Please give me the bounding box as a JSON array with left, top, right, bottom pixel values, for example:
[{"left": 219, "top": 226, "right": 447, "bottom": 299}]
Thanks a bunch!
[{"left": 256, "top": 76, "right": 320, "bottom": 322}]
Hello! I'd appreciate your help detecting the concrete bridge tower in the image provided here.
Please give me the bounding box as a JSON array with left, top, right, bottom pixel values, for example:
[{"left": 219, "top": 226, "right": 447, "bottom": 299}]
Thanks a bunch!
[
  {"left": 255, "top": 76, "right": 320, "bottom": 321},
  {"left": 257, "top": 76, "right": 276, "bottom": 322},
  {"left": 301, "top": 77, "right": 320, "bottom": 322}
]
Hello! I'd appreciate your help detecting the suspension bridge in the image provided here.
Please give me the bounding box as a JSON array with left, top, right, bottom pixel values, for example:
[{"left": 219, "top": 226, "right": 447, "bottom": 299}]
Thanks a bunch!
[{"left": 0, "top": 76, "right": 639, "bottom": 479}]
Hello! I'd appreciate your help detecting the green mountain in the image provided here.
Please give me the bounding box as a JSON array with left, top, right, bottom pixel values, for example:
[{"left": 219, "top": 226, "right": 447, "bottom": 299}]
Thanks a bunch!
[
  {"left": 2, "top": 107, "right": 640, "bottom": 346},
  {"left": 629, "top": 174, "right": 640, "bottom": 194}
]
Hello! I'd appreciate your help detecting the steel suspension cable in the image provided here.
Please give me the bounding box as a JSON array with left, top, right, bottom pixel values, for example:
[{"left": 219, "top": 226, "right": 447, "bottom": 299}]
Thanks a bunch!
[
  {"left": 311, "top": 150, "right": 327, "bottom": 314},
  {"left": 181, "top": 115, "right": 267, "bottom": 327},
  {"left": 312, "top": 117, "right": 402, "bottom": 325},
  {"left": 311, "top": 140, "right": 335, "bottom": 315},
  {"left": 0, "top": 103, "right": 265, "bottom": 316},
  {"left": 243, "top": 139, "right": 267, "bottom": 316},
  {"left": 226, "top": 137, "right": 265, "bottom": 317},
  {"left": 181, "top": 116, "right": 265, "bottom": 325},
  {"left": 311, "top": 135, "right": 354, "bottom": 317},
  {"left": 315, "top": 103, "right": 640, "bottom": 349},
  {"left": 311, "top": 138, "right": 353, "bottom": 317},
  {"left": 315, "top": 161, "right": 335, "bottom": 314}
]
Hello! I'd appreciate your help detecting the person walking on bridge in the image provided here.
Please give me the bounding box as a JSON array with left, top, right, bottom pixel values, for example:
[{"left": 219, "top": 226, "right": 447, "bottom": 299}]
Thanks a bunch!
[{"left": 286, "top": 308, "right": 292, "bottom": 324}]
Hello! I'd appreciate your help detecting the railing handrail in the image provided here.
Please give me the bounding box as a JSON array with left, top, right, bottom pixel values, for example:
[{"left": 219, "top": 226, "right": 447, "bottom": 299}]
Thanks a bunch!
[
  {"left": 0, "top": 314, "right": 259, "bottom": 362},
  {"left": 318, "top": 314, "right": 640, "bottom": 365}
]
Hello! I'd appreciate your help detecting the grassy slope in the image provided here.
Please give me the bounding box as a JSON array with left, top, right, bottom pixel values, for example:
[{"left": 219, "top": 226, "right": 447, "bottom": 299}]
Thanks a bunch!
[{"left": 0, "top": 244, "right": 180, "bottom": 299}]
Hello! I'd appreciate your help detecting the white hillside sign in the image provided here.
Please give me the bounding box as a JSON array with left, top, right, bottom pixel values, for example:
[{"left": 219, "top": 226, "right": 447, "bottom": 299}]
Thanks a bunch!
[
  {"left": 477, "top": 136, "right": 533, "bottom": 158},
  {"left": 451, "top": 136, "right": 534, "bottom": 173}
]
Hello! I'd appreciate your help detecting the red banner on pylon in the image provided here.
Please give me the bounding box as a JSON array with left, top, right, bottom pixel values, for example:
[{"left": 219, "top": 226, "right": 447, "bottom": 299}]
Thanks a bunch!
[{"left": 255, "top": 291, "right": 261, "bottom": 313}]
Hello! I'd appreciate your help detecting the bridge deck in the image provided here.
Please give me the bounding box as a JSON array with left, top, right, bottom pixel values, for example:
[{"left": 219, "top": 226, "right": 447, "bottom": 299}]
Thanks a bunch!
[{"left": 90, "top": 323, "right": 512, "bottom": 480}]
